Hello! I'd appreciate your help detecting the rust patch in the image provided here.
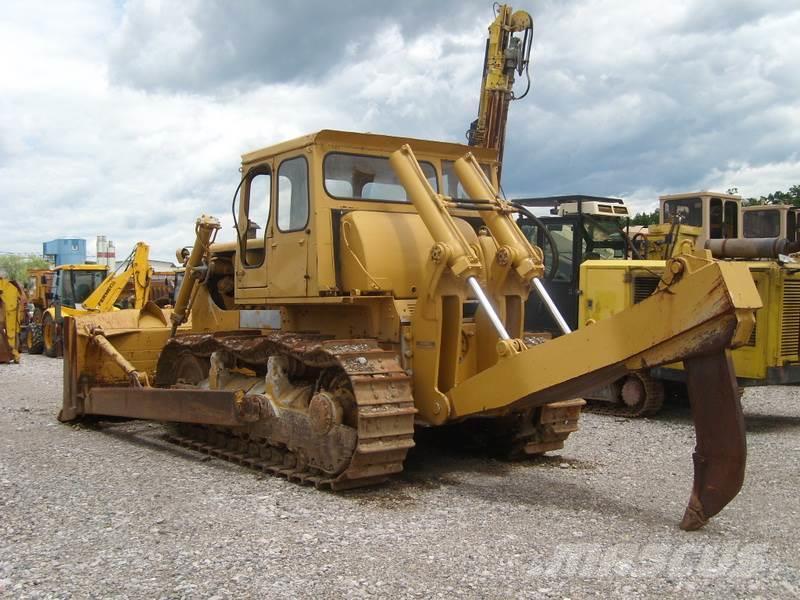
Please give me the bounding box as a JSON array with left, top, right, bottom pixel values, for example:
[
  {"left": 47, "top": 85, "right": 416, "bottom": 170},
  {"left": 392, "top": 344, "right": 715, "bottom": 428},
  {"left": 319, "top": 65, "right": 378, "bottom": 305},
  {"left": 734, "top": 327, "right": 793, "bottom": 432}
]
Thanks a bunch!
[{"left": 680, "top": 351, "right": 746, "bottom": 531}]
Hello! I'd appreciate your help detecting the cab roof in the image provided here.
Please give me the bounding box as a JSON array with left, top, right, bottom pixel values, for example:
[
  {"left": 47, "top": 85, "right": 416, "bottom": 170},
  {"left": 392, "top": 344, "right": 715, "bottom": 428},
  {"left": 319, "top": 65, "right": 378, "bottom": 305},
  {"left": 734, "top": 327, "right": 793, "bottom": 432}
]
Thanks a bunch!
[
  {"left": 741, "top": 204, "right": 797, "bottom": 211},
  {"left": 241, "top": 129, "right": 499, "bottom": 166},
  {"left": 54, "top": 264, "right": 108, "bottom": 271},
  {"left": 660, "top": 191, "right": 742, "bottom": 202}
]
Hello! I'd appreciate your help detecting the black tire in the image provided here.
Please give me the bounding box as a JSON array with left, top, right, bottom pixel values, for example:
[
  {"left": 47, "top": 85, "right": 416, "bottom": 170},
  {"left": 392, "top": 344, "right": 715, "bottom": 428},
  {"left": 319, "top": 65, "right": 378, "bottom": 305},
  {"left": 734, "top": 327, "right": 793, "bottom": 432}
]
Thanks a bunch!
[
  {"left": 27, "top": 324, "right": 44, "bottom": 354},
  {"left": 43, "top": 314, "right": 59, "bottom": 358}
]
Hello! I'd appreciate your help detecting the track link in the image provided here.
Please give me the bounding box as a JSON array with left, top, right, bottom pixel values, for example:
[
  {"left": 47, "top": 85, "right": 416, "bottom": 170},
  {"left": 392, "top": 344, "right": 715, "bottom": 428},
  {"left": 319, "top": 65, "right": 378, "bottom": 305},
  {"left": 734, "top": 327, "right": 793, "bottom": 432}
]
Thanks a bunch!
[{"left": 157, "top": 334, "right": 416, "bottom": 491}]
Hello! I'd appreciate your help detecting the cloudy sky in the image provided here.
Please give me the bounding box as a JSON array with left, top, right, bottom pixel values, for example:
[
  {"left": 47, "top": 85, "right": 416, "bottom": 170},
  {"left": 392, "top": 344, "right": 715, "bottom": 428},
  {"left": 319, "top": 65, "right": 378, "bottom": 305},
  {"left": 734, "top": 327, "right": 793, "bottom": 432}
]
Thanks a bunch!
[{"left": 1, "top": 0, "right": 797, "bottom": 261}]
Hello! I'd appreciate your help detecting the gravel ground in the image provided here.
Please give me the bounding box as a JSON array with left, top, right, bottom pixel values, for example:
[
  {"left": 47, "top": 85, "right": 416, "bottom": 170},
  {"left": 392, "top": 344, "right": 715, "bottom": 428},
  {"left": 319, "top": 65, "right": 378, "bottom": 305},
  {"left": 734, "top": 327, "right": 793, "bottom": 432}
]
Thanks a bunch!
[{"left": 1, "top": 355, "right": 799, "bottom": 599}]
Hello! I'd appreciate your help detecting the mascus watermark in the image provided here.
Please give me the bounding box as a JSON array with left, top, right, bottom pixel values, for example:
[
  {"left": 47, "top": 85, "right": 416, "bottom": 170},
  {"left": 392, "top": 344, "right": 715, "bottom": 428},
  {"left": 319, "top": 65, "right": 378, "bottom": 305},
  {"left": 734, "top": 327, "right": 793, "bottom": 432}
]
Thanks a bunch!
[{"left": 527, "top": 543, "right": 769, "bottom": 579}]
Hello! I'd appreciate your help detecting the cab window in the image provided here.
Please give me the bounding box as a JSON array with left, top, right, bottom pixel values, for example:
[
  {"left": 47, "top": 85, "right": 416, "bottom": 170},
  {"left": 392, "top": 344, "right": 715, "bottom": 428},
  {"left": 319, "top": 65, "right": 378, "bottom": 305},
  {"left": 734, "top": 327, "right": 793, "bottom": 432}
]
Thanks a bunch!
[
  {"left": 241, "top": 165, "right": 271, "bottom": 267},
  {"left": 543, "top": 223, "right": 585, "bottom": 283},
  {"left": 709, "top": 198, "right": 738, "bottom": 239},
  {"left": 277, "top": 157, "right": 309, "bottom": 232},
  {"left": 441, "top": 160, "right": 492, "bottom": 199},
  {"left": 663, "top": 198, "right": 702, "bottom": 226},
  {"left": 723, "top": 200, "right": 739, "bottom": 238},
  {"left": 743, "top": 210, "right": 780, "bottom": 238},
  {"left": 324, "top": 153, "right": 437, "bottom": 202}
]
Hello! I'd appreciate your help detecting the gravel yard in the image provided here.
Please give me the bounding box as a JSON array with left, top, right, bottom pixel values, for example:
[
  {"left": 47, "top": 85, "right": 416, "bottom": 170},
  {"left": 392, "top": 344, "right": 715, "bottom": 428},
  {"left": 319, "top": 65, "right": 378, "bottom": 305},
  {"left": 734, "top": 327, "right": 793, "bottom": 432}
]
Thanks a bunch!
[{"left": 1, "top": 355, "right": 798, "bottom": 599}]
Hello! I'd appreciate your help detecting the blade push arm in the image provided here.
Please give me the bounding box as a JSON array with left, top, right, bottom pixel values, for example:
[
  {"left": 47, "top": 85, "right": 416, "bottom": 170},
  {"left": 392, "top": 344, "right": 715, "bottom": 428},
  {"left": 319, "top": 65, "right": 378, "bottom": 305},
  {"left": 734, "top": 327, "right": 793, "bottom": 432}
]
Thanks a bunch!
[{"left": 170, "top": 215, "right": 221, "bottom": 336}]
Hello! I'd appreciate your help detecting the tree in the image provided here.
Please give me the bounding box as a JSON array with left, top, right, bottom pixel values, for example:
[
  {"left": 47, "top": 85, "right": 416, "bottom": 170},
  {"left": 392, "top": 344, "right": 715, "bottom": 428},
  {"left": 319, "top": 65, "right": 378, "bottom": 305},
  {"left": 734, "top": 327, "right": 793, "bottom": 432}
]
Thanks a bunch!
[
  {"left": 630, "top": 209, "right": 660, "bottom": 226},
  {"left": 742, "top": 185, "right": 800, "bottom": 207},
  {"left": 0, "top": 254, "right": 51, "bottom": 284}
]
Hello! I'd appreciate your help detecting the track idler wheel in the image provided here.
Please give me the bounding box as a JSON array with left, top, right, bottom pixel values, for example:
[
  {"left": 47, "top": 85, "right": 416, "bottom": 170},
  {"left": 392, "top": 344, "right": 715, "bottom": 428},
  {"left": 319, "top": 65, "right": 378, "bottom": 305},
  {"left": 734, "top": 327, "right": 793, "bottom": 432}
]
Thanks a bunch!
[
  {"left": 620, "top": 372, "right": 664, "bottom": 417},
  {"left": 308, "top": 391, "right": 344, "bottom": 435},
  {"left": 680, "top": 350, "right": 746, "bottom": 531}
]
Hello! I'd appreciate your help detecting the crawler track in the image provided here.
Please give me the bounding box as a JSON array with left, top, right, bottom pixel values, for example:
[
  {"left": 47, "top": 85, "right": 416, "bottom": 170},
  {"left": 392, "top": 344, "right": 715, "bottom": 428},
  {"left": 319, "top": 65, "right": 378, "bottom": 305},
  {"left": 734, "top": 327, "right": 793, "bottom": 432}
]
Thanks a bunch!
[
  {"left": 156, "top": 334, "right": 417, "bottom": 490},
  {"left": 584, "top": 373, "right": 664, "bottom": 418}
]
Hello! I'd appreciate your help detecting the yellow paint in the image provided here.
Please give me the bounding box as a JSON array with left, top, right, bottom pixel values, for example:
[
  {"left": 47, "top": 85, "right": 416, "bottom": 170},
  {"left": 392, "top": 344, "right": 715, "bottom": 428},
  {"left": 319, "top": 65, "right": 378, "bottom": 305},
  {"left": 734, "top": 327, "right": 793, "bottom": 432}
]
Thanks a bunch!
[
  {"left": 64, "top": 130, "right": 761, "bottom": 429},
  {"left": 579, "top": 257, "right": 799, "bottom": 384},
  {"left": 0, "top": 278, "right": 24, "bottom": 362}
]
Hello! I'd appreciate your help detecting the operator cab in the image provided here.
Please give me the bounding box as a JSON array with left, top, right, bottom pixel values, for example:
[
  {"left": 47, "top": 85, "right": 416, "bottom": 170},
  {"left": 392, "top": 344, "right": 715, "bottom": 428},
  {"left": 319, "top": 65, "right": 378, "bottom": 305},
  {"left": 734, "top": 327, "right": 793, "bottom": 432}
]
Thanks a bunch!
[
  {"left": 515, "top": 195, "right": 632, "bottom": 332},
  {"left": 742, "top": 204, "right": 800, "bottom": 242},
  {"left": 659, "top": 191, "right": 741, "bottom": 247},
  {"left": 226, "top": 129, "right": 500, "bottom": 303},
  {"left": 51, "top": 265, "right": 108, "bottom": 310}
]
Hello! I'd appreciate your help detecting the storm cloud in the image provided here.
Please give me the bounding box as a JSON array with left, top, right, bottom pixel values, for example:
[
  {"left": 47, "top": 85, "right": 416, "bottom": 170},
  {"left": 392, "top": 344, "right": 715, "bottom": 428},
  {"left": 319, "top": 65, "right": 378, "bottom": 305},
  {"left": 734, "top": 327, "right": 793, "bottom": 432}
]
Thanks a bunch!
[
  {"left": 108, "top": 0, "right": 487, "bottom": 92},
  {"left": 0, "top": 0, "right": 797, "bottom": 260}
]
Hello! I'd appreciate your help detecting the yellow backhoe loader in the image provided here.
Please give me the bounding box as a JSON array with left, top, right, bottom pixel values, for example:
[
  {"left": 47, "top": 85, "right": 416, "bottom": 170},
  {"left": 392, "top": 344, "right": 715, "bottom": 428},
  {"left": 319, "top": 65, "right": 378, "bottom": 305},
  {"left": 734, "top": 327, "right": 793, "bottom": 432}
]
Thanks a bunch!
[
  {"left": 0, "top": 275, "right": 25, "bottom": 364},
  {"left": 23, "top": 265, "right": 107, "bottom": 355},
  {"left": 61, "top": 130, "right": 760, "bottom": 531},
  {"left": 40, "top": 242, "right": 153, "bottom": 358}
]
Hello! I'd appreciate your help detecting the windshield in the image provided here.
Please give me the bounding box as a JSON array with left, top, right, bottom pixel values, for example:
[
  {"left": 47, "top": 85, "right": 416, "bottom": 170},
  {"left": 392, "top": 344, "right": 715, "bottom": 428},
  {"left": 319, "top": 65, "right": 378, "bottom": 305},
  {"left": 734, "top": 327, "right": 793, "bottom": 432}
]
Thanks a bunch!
[
  {"left": 743, "top": 210, "right": 780, "bottom": 238},
  {"left": 324, "top": 152, "right": 437, "bottom": 202},
  {"left": 58, "top": 270, "right": 105, "bottom": 308},
  {"left": 582, "top": 216, "right": 627, "bottom": 258},
  {"left": 663, "top": 198, "right": 702, "bottom": 226},
  {"left": 520, "top": 214, "right": 628, "bottom": 282}
]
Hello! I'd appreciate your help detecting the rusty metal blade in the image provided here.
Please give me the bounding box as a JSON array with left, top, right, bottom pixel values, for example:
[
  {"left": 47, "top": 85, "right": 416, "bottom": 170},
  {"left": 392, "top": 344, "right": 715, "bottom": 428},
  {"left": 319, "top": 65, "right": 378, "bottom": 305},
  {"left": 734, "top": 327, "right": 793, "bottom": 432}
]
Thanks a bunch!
[
  {"left": 84, "top": 387, "right": 242, "bottom": 426},
  {"left": 680, "top": 350, "right": 746, "bottom": 531}
]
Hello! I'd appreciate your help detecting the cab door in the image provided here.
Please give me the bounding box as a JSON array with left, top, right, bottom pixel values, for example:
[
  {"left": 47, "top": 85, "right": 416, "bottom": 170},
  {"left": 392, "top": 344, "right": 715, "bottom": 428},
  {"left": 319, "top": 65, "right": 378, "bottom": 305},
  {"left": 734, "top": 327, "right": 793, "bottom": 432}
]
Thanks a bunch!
[
  {"left": 267, "top": 155, "right": 311, "bottom": 298},
  {"left": 519, "top": 216, "right": 582, "bottom": 332},
  {"left": 708, "top": 197, "right": 740, "bottom": 240},
  {"left": 236, "top": 163, "right": 272, "bottom": 290}
]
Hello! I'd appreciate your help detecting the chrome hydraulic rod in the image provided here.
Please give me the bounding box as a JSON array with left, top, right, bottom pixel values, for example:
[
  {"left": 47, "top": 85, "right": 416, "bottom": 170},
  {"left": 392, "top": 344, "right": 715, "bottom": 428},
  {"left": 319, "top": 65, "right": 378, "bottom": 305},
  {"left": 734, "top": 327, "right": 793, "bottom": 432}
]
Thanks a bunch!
[
  {"left": 467, "top": 276, "right": 510, "bottom": 340},
  {"left": 532, "top": 277, "right": 571, "bottom": 334}
]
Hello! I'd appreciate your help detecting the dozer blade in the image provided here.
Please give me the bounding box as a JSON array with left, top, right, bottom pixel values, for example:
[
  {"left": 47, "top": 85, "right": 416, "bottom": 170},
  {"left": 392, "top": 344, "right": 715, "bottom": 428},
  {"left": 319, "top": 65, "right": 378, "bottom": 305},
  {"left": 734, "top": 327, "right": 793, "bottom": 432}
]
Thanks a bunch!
[
  {"left": 60, "top": 304, "right": 178, "bottom": 422},
  {"left": 446, "top": 256, "right": 759, "bottom": 529}
]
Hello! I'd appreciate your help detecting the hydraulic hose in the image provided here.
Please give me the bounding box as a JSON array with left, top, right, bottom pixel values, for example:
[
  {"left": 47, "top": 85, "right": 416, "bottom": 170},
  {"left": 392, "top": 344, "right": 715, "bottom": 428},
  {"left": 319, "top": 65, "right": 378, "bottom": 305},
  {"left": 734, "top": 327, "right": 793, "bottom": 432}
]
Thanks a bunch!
[{"left": 512, "top": 203, "right": 559, "bottom": 281}]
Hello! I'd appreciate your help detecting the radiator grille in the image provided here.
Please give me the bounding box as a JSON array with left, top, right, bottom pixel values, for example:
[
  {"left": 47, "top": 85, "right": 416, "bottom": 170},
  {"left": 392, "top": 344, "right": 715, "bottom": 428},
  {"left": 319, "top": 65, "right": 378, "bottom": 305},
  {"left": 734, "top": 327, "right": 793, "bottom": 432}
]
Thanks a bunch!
[
  {"left": 632, "top": 276, "right": 661, "bottom": 304},
  {"left": 781, "top": 279, "right": 800, "bottom": 358},
  {"left": 746, "top": 321, "right": 757, "bottom": 347}
]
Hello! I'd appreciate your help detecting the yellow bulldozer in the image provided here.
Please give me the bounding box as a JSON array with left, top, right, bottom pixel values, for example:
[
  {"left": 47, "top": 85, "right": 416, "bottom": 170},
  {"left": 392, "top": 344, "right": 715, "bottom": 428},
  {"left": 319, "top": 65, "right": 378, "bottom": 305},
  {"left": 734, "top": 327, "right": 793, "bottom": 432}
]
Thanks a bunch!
[{"left": 60, "top": 130, "right": 761, "bottom": 531}]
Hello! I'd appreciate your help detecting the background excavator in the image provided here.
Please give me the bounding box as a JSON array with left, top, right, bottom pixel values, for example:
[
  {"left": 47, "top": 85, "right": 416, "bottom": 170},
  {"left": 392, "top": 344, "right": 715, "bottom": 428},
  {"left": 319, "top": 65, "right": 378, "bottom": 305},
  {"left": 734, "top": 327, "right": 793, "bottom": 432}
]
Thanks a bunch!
[
  {"left": 38, "top": 242, "right": 153, "bottom": 358},
  {"left": 742, "top": 203, "right": 800, "bottom": 241},
  {"left": 467, "top": 4, "right": 532, "bottom": 177}
]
